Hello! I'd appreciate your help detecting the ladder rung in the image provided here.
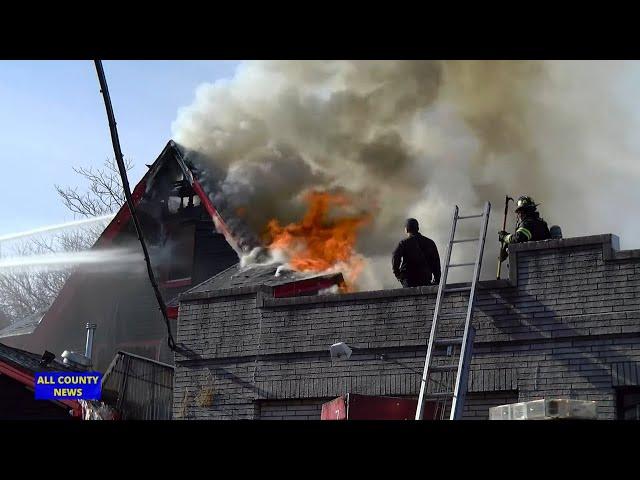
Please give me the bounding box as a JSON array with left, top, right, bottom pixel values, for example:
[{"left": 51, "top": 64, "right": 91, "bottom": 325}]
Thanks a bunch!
[
  {"left": 416, "top": 201, "right": 489, "bottom": 419},
  {"left": 426, "top": 392, "right": 455, "bottom": 399},
  {"left": 430, "top": 364, "right": 459, "bottom": 372},
  {"left": 443, "top": 286, "right": 472, "bottom": 293},
  {"left": 433, "top": 337, "right": 464, "bottom": 346}
]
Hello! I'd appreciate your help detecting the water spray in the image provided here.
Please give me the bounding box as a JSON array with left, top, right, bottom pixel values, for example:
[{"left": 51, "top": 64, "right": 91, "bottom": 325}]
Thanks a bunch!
[
  {"left": 0, "top": 214, "right": 115, "bottom": 243},
  {"left": 0, "top": 248, "right": 144, "bottom": 273}
]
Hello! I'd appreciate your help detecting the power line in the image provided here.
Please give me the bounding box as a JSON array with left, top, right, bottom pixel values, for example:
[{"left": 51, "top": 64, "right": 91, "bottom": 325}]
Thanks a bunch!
[{"left": 93, "top": 60, "right": 176, "bottom": 351}]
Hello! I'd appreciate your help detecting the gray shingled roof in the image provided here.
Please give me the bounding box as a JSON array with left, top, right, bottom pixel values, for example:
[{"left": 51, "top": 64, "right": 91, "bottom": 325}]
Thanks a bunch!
[
  {"left": 0, "top": 342, "right": 75, "bottom": 373},
  {"left": 186, "top": 262, "right": 343, "bottom": 294}
]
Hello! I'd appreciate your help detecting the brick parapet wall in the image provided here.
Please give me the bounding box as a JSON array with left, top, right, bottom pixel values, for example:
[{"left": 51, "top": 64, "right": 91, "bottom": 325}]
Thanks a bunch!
[{"left": 174, "top": 234, "right": 640, "bottom": 420}]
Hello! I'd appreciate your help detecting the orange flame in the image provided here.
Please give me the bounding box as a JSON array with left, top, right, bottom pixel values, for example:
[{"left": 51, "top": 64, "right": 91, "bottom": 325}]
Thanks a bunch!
[{"left": 264, "top": 191, "right": 370, "bottom": 291}]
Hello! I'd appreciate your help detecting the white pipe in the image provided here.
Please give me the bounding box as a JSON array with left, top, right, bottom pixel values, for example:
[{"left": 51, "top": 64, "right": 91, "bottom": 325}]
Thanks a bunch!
[{"left": 85, "top": 323, "right": 97, "bottom": 362}]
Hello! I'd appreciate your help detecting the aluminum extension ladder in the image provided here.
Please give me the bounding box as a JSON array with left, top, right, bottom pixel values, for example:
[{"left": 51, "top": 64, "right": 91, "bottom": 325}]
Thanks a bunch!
[{"left": 415, "top": 201, "right": 491, "bottom": 420}]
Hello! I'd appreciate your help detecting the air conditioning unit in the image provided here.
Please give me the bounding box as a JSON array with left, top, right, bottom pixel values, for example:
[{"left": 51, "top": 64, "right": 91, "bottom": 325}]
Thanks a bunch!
[
  {"left": 489, "top": 398, "right": 597, "bottom": 420},
  {"left": 60, "top": 350, "right": 92, "bottom": 370}
]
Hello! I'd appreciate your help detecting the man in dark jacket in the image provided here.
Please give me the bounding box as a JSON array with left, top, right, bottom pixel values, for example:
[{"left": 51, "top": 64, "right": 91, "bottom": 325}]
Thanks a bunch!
[
  {"left": 392, "top": 218, "right": 441, "bottom": 287},
  {"left": 498, "top": 196, "right": 551, "bottom": 259}
]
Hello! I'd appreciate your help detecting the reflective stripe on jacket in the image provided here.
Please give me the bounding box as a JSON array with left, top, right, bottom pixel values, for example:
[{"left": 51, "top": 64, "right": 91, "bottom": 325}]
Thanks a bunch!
[{"left": 505, "top": 214, "right": 551, "bottom": 244}]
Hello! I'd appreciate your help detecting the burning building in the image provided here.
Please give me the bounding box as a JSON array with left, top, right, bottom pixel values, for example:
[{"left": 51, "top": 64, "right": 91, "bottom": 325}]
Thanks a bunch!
[
  {"left": 3, "top": 60, "right": 640, "bottom": 419},
  {"left": 0, "top": 140, "right": 350, "bottom": 372},
  {"left": 173, "top": 233, "right": 640, "bottom": 420},
  {"left": 0, "top": 141, "right": 242, "bottom": 370}
]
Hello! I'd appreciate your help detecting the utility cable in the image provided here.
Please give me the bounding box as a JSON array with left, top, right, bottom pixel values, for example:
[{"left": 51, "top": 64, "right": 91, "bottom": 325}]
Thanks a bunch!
[{"left": 94, "top": 60, "right": 176, "bottom": 351}]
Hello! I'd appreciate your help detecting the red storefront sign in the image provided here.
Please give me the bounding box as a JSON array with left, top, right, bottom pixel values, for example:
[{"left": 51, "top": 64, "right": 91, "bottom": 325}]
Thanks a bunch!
[{"left": 321, "top": 394, "right": 440, "bottom": 420}]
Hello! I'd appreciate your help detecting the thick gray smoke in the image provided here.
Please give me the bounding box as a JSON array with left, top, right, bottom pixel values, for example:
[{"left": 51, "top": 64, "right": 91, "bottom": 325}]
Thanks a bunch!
[{"left": 172, "top": 60, "right": 640, "bottom": 290}]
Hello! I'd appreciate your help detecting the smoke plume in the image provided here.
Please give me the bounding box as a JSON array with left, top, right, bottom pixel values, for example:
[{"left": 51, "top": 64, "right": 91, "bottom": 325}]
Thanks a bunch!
[{"left": 172, "top": 60, "right": 640, "bottom": 290}]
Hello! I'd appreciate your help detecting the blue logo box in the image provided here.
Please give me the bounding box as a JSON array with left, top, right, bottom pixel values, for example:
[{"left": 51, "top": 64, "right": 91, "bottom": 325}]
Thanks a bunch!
[{"left": 35, "top": 372, "right": 102, "bottom": 400}]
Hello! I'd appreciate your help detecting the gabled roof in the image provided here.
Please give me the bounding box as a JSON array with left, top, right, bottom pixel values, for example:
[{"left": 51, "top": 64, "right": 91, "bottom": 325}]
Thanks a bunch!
[
  {"left": 96, "top": 140, "right": 256, "bottom": 254},
  {"left": 67, "top": 140, "right": 259, "bottom": 256},
  {"left": 184, "top": 261, "right": 345, "bottom": 299},
  {"left": 171, "top": 142, "right": 261, "bottom": 254},
  {"left": 0, "top": 140, "right": 255, "bottom": 342},
  {"left": 188, "top": 263, "right": 340, "bottom": 292}
]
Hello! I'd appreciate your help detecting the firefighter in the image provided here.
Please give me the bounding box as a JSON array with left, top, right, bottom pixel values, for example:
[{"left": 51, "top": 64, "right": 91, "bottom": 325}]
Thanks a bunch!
[
  {"left": 392, "top": 218, "right": 441, "bottom": 287},
  {"left": 498, "top": 195, "right": 551, "bottom": 258}
]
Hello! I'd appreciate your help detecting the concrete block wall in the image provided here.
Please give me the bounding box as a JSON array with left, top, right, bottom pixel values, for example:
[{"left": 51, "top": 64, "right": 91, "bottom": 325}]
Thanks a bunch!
[
  {"left": 257, "top": 398, "right": 330, "bottom": 420},
  {"left": 174, "top": 234, "right": 640, "bottom": 420}
]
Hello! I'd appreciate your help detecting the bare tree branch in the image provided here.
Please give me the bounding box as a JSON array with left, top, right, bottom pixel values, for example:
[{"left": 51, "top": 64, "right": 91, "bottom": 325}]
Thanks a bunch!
[
  {"left": 54, "top": 157, "right": 133, "bottom": 218},
  {"left": 0, "top": 157, "right": 133, "bottom": 324}
]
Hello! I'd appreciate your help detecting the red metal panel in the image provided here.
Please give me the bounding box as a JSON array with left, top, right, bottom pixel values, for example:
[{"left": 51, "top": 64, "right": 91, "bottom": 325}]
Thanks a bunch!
[
  {"left": 321, "top": 396, "right": 347, "bottom": 420},
  {"left": 191, "top": 178, "right": 239, "bottom": 253},
  {"left": 161, "top": 277, "right": 192, "bottom": 289},
  {"left": 347, "top": 394, "right": 418, "bottom": 420},
  {"left": 0, "top": 360, "right": 82, "bottom": 418},
  {"left": 99, "top": 180, "right": 147, "bottom": 244},
  {"left": 0, "top": 359, "right": 35, "bottom": 387},
  {"left": 273, "top": 277, "right": 340, "bottom": 298},
  {"left": 321, "top": 394, "right": 440, "bottom": 420}
]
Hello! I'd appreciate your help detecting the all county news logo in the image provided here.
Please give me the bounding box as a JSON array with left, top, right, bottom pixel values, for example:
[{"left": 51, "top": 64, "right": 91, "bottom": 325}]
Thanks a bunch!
[{"left": 35, "top": 372, "right": 102, "bottom": 400}]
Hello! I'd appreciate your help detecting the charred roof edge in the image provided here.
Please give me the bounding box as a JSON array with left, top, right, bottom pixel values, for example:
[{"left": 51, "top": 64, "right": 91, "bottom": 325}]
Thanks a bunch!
[
  {"left": 261, "top": 280, "right": 513, "bottom": 308},
  {"left": 178, "top": 234, "right": 634, "bottom": 305},
  {"left": 180, "top": 284, "right": 273, "bottom": 302}
]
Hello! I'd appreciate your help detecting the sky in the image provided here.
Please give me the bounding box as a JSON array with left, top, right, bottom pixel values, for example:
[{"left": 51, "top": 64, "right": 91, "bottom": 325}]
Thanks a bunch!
[{"left": 0, "top": 60, "right": 240, "bottom": 237}]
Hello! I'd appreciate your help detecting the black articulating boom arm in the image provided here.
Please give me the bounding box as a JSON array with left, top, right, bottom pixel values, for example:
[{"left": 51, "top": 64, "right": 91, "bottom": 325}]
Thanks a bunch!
[{"left": 93, "top": 60, "right": 176, "bottom": 351}]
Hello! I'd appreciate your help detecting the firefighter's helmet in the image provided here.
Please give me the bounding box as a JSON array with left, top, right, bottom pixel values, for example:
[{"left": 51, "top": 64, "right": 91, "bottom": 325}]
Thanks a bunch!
[{"left": 515, "top": 195, "right": 538, "bottom": 213}]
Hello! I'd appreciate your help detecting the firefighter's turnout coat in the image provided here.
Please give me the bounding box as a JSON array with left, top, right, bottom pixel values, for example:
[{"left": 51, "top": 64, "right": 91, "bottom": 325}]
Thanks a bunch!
[{"left": 504, "top": 212, "right": 551, "bottom": 244}]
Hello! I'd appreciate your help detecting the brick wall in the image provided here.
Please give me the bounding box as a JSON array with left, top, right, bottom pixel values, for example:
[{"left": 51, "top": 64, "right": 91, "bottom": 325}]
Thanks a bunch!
[
  {"left": 174, "top": 234, "right": 640, "bottom": 420},
  {"left": 462, "top": 391, "right": 519, "bottom": 420},
  {"left": 258, "top": 398, "right": 331, "bottom": 420}
]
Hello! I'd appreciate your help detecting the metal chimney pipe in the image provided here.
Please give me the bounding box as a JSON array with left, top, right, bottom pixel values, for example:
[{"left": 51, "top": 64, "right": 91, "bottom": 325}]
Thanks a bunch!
[{"left": 85, "top": 323, "right": 97, "bottom": 363}]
